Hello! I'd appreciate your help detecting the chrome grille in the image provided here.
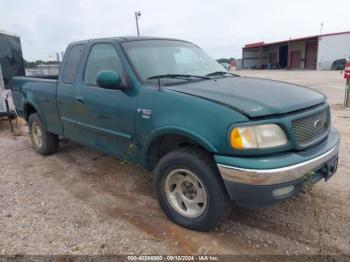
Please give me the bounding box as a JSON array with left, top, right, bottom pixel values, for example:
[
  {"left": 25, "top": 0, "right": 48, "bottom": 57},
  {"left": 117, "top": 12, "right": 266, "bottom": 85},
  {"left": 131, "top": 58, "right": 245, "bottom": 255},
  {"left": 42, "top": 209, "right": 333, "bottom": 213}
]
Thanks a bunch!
[{"left": 292, "top": 109, "right": 329, "bottom": 145}]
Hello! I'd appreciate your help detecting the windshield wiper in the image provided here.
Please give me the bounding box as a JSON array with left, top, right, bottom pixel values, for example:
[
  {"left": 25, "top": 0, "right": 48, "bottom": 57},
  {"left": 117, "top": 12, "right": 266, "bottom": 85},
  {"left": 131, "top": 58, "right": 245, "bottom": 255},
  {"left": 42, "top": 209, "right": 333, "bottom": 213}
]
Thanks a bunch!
[
  {"left": 148, "top": 74, "right": 211, "bottom": 80},
  {"left": 206, "top": 71, "right": 240, "bottom": 77}
]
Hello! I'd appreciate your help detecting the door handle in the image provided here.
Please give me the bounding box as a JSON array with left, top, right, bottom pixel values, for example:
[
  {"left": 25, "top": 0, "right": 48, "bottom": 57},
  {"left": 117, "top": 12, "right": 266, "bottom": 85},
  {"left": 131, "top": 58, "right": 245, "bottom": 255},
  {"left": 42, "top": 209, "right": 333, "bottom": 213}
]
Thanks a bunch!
[{"left": 75, "top": 96, "right": 85, "bottom": 104}]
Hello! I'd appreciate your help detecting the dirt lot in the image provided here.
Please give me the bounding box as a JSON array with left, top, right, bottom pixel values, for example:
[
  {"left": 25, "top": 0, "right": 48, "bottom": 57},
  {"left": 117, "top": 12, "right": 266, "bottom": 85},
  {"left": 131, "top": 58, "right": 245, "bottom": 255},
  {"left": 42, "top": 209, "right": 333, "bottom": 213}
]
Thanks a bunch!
[{"left": 0, "top": 70, "right": 349, "bottom": 256}]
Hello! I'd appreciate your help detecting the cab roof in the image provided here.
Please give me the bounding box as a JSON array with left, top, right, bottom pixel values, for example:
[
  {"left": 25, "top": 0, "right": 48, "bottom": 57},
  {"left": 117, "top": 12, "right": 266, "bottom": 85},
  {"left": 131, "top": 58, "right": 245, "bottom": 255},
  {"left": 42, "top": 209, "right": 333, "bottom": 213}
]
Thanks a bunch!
[{"left": 69, "top": 36, "right": 191, "bottom": 45}]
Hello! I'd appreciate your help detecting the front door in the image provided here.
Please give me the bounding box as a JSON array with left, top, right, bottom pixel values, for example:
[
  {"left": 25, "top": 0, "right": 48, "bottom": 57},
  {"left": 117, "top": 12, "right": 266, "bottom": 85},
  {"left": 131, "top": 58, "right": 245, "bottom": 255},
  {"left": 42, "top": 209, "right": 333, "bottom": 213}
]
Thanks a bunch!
[
  {"left": 269, "top": 53, "right": 277, "bottom": 64},
  {"left": 291, "top": 51, "right": 301, "bottom": 69},
  {"left": 75, "top": 43, "right": 136, "bottom": 159},
  {"left": 279, "top": 46, "right": 288, "bottom": 68},
  {"left": 305, "top": 42, "right": 317, "bottom": 69}
]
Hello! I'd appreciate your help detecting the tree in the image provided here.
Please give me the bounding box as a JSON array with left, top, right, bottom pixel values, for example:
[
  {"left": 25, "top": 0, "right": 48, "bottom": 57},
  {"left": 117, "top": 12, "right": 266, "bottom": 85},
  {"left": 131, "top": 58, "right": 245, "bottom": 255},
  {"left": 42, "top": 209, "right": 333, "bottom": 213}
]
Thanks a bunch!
[
  {"left": 24, "top": 60, "right": 59, "bottom": 68},
  {"left": 217, "top": 58, "right": 236, "bottom": 64}
]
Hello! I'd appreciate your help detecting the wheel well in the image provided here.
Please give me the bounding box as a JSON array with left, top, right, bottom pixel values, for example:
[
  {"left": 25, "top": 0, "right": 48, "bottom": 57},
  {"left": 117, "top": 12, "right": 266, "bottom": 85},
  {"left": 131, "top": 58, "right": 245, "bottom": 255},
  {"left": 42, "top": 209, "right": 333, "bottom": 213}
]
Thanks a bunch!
[
  {"left": 146, "top": 134, "right": 209, "bottom": 170},
  {"left": 24, "top": 103, "right": 37, "bottom": 121}
]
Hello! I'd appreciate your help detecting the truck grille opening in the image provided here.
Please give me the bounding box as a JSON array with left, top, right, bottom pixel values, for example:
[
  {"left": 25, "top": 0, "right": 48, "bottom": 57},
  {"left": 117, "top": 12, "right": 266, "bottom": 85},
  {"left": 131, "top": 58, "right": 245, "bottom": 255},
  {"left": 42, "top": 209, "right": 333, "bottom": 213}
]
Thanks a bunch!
[{"left": 292, "top": 109, "right": 330, "bottom": 145}]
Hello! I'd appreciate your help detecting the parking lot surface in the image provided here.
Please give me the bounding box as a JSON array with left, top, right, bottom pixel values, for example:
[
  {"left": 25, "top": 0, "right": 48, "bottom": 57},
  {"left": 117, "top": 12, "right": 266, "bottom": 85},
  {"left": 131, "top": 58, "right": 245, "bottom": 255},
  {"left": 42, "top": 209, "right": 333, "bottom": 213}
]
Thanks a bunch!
[{"left": 0, "top": 70, "right": 349, "bottom": 255}]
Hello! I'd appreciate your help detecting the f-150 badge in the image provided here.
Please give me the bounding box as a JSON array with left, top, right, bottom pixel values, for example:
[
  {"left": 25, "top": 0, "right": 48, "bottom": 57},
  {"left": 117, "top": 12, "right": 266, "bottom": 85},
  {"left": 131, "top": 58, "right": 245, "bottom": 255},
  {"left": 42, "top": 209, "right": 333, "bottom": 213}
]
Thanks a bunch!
[{"left": 137, "top": 108, "right": 152, "bottom": 119}]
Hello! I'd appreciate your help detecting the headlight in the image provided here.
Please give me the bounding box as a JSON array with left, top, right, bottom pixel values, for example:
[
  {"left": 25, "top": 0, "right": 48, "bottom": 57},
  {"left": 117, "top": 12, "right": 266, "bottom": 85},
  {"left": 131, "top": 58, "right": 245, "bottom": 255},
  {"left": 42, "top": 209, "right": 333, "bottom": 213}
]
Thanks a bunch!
[{"left": 230, "top": 124, "right": 288, "bottom": 149}]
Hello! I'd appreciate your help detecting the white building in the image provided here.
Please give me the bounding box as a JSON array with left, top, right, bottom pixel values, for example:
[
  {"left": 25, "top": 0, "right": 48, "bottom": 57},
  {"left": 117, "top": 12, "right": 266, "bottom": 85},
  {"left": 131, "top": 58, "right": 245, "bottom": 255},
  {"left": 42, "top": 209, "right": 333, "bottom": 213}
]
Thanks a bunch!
[{"left": 241, "top": 31, "right": 350, "bottom": 70}]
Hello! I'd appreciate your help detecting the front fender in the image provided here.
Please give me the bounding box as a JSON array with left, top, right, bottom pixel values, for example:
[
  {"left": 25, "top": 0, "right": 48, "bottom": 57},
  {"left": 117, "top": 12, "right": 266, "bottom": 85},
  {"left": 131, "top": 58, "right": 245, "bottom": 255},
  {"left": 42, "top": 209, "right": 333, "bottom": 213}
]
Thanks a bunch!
[{"left": 141, "top": 126, "right": 218, "bottom": 166}]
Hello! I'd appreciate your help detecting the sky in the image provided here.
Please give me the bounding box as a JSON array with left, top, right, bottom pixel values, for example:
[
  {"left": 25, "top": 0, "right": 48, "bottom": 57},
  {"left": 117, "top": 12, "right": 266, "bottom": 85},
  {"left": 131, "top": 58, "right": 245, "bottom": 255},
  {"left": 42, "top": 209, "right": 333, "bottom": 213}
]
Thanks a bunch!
[{"left": 0, "top": 0, "right": 349, "bottom": 61}]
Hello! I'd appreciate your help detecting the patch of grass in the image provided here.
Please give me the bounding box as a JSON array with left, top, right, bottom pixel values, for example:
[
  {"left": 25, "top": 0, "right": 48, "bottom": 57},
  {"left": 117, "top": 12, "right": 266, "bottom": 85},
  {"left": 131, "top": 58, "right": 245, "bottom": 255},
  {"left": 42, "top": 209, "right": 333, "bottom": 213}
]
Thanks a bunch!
[
  {"left": 303, "top": 171, "right": 315, "bottom": 190},
  {"left": 120, "top": 143, "right": 137, "bottom": 165}
]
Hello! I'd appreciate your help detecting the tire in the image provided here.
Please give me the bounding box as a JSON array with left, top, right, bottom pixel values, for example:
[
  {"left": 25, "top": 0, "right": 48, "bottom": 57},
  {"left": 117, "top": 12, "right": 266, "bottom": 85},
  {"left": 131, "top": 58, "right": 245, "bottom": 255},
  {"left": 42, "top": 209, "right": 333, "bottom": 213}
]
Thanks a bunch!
[
  {"left": 28, "top": 113, "right": 59, "bottom": 155},
  {"left": 154, "top": 147, "right": 229, "bottom": 231}
]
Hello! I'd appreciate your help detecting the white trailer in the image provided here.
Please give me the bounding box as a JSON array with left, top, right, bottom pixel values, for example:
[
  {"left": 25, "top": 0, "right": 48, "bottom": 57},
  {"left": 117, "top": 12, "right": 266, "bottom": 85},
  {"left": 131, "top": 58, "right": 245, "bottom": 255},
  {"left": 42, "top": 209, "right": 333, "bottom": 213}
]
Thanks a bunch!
[{"left": 0, "top": 65, "right": 15, "bottom": 118}]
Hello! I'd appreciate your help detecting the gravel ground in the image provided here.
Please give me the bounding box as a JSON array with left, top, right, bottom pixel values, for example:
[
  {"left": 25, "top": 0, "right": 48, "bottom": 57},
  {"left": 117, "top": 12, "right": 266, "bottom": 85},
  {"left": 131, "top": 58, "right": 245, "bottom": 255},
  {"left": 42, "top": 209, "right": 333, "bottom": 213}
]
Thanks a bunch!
[{"left": 0, "top": 70, "right": 349, "bottom": 256}]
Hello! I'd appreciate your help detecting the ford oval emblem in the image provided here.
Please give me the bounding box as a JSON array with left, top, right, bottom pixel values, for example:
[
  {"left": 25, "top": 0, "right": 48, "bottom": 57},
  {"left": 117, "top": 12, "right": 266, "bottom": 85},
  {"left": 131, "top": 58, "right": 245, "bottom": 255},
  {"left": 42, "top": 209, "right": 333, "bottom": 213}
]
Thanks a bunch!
[{"left": 313, "top": 119, "right": 322, "bottom": 128}]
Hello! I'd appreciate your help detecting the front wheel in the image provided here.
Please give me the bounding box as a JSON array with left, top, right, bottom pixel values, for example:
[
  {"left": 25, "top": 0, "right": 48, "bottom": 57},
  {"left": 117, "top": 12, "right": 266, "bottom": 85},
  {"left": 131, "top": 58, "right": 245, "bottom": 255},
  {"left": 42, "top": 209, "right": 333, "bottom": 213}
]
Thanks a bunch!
[{"left": 154, "top": 148, "right": 229, "bottom": 231}]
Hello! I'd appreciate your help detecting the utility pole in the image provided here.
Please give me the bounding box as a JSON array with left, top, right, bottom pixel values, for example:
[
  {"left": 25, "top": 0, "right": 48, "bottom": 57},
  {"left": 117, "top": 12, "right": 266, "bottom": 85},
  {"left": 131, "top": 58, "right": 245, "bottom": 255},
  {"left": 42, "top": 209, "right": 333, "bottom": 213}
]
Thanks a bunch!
[
  {"left": 344, "top": 60, "right": 350, "bottom": 107},
  {"left": 135, "top": 11, "right": 141, "bottom": 37},
  {"left": 320, "top": 22, "right": 324, "bottom": 35}
]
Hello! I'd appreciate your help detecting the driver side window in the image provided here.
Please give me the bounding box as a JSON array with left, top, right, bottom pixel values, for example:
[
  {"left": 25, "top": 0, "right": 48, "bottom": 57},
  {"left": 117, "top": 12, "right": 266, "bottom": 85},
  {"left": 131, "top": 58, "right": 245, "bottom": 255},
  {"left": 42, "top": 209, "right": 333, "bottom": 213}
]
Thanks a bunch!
[{"left": 84, "top": 44, "right": 123, "bottom": 86}]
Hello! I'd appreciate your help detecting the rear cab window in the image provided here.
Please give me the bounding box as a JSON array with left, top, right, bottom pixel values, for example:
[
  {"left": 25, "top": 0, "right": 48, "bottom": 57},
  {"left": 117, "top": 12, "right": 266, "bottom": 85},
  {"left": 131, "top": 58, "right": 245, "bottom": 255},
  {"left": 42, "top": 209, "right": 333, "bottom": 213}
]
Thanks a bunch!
[{"left": 62, "top": 44, "right": 85, "bottom": 84}]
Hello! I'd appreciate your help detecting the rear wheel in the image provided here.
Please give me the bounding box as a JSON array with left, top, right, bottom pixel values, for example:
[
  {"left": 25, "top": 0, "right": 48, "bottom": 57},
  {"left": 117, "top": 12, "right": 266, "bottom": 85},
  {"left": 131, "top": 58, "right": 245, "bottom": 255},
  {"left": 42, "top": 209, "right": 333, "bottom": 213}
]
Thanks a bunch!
[
  {"left": 154, "top": 147, "right": 229, "bottom": 231},
  {"left": 28, "top": 113, "right": 59, "bottom": 155}
]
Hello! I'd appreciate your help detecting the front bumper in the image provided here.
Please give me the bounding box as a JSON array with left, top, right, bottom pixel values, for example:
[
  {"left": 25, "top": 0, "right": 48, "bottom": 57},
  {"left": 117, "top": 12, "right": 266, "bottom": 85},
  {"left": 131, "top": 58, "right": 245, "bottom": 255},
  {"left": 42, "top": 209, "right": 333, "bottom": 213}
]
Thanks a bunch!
[{"left": 215, "top": 128, "right": 340, "bottom": 207}]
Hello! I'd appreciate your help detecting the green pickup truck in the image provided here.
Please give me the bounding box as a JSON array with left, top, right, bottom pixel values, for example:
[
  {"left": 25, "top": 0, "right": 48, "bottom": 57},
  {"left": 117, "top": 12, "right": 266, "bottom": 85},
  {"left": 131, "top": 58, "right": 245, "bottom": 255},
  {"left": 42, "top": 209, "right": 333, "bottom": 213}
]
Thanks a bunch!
[{"left": 10, "top": 37, "right": 340, "bottom": 231}]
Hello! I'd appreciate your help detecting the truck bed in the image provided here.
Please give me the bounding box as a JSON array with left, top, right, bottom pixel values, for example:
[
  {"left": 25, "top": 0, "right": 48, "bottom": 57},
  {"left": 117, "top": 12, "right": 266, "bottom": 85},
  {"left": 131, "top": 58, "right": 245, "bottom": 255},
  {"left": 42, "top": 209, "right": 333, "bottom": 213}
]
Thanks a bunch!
[{"left": 10, "top": 76, "right": 62, "bottom": 134}]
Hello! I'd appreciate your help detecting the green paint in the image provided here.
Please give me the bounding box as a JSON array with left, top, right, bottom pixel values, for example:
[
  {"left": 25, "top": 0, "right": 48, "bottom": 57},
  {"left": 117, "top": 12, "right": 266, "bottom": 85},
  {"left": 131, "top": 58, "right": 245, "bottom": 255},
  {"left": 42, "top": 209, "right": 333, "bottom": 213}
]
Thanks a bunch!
[{"left": 10, "top": 37, "right": 338, "bottom": 172}]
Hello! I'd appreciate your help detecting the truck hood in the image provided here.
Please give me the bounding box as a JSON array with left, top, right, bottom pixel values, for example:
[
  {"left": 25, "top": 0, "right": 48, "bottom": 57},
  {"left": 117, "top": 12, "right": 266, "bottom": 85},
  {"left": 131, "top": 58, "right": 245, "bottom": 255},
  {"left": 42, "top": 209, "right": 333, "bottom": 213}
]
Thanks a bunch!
[{"left": 167, "top": 77, "right": 326, "bottom": 118}]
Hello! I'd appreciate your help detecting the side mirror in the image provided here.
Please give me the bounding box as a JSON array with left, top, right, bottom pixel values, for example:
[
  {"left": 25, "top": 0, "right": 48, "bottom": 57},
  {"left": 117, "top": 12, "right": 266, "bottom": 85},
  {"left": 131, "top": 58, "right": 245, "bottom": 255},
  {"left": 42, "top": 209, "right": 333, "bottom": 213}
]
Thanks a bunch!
[{"left": 96, "top": 70, "right": 123, "bottom": 90}]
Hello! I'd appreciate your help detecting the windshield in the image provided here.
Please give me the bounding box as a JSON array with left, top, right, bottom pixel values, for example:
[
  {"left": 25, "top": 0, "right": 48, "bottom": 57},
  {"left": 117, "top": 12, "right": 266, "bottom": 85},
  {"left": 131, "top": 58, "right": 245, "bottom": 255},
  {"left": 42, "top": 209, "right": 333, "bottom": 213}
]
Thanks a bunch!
[{"left": 122, "top": 40, "right": 226, "bottom": 84}]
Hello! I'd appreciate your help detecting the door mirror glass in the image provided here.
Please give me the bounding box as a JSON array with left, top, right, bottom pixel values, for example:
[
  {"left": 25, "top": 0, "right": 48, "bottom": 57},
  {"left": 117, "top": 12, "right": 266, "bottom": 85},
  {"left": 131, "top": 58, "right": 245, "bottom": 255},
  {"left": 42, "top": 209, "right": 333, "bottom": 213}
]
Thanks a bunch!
[{"left": 96, "top": 70, "right": 122, "bottom": 89}]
